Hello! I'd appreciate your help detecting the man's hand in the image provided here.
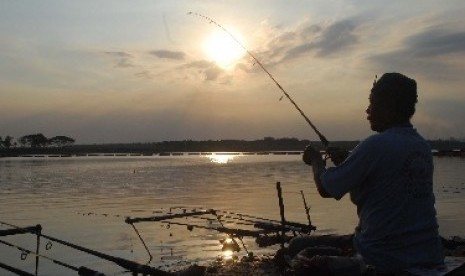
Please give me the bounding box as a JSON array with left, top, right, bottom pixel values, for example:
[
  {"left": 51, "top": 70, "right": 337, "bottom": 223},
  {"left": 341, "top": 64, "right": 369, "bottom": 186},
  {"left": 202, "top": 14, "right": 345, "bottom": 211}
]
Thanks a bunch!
[
  {"left": 303, "top": 145, "right": 324, "bottom": 166},
  {"left": 326, "top": 147, "right": 349, "bottom": 166}
]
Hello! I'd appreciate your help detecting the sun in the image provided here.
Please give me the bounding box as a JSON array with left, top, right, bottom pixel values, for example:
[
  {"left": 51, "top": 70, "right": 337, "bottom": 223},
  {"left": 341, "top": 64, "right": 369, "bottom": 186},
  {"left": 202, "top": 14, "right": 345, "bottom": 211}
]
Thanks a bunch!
[{"left": 203, "top": 27, "right": 246, "bottom": 69}]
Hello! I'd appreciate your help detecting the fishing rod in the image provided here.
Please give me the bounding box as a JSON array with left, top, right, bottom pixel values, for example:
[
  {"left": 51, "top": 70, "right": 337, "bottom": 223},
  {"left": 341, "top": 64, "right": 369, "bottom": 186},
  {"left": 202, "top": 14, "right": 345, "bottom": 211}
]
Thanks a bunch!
[
  {"left": 0, "top": 223, "right": 41, "bottom": 276},
  {"left": 212, "top": 209, "right": 315, "bottom": 232},
  {"left": 77, "top": 206, "right": 315, "bottom": 260},
  {"left": 0, "top": 239, "right": 105, "bottom": 276},
  {"left": 0, "top": 261, "right": 34, "bottom": 276},
  {"left": 125, "top": 208, "right": 214, "bottom": 224},
  {"left": 125, "top": 208, "right": 251, "bottom": 261},
  {"left": 79, "top": 206, "right": 315, "bottom": 231},
  {"left": 125, "top": 206, "right": 316, "bottom": 259},
  {"left": 188, "top": 12, "right": 330, "bottom": 148},
  {"left": 0, "top": 223, "right": 105, "bottom": 276},
  {"left": 126, "top": 207, "right": 315, "bottom": 233},
  {"left": 39, "top": 232, "right": 173, "bottom": 276},
  {"left": 0, "top": 220, "right": 173, "bottom": 276}
]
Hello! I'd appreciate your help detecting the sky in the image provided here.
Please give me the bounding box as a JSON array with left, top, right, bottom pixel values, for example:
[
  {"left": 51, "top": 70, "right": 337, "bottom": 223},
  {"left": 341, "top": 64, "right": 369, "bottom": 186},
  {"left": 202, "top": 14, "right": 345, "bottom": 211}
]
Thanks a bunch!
[{"left": 1, "top": 0, "right": 464, "bottom": 144}]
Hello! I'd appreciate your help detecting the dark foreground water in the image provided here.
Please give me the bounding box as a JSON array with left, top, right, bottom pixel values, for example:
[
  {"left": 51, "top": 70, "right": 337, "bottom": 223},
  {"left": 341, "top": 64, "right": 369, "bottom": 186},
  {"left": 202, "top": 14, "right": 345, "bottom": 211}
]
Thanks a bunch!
[{"left": 0, "top": 154, "right": 464, "bottom": 275}]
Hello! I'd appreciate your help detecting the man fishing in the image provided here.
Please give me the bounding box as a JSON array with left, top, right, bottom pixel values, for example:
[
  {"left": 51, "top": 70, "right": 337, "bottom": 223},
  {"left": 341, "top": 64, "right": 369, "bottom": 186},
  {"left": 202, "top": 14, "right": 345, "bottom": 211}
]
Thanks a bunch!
[{"left": 288, "top": 73, "right": 445, "bottom": 275}]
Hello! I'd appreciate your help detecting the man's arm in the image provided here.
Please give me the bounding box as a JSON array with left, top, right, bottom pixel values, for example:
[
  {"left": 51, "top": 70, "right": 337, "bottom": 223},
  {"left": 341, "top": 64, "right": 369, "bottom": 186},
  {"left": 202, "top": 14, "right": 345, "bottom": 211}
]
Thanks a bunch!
[
  {"left": 311, "top": 157, "right": 331, "bottom": 198},
  {"left": 303, "top": 146, "right": 332, "bottom": 198}
]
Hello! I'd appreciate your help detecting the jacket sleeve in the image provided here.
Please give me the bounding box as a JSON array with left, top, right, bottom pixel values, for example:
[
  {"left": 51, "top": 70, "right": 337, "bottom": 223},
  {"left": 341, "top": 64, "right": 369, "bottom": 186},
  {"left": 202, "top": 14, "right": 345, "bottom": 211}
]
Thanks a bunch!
[{"left": 321, "top": 137, "right": 377, "bottom": 200}]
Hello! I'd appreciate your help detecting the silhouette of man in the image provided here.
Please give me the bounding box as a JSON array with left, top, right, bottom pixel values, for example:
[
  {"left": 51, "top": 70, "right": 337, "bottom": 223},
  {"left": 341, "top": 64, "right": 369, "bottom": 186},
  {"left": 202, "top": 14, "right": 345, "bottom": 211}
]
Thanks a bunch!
[{"left": 290, "top": 73, "right": 445, "bottom": 275}]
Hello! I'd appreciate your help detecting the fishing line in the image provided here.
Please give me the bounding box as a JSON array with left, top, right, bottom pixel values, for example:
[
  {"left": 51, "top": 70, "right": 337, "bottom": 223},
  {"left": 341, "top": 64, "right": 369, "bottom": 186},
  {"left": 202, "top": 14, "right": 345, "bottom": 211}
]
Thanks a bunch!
[{"left": 188, "top": 12, "right": 329, "bottom": 148}]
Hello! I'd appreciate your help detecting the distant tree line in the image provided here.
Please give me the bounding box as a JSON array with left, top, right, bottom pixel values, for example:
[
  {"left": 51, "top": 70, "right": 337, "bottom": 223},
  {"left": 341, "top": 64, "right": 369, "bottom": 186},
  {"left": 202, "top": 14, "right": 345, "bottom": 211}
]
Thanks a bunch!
[
  {"left": 0, "top": 133, "right": 75, "bottom": 148},
  {"left": 67, "top": 137, "right": 316, "bottom": 153},
  {"left": 1, "top": 134, "right": 464, "bottom": 157},
  {"left": 0, "top": 135, "right": 14, "bottom": 148}
]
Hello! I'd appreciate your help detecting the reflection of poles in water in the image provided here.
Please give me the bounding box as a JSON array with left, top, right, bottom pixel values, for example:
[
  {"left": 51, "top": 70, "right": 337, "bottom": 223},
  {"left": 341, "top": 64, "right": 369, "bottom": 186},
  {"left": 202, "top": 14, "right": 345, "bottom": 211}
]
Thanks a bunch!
[{"left": 188, "top": 12, "right": 329, "bottom": 148}]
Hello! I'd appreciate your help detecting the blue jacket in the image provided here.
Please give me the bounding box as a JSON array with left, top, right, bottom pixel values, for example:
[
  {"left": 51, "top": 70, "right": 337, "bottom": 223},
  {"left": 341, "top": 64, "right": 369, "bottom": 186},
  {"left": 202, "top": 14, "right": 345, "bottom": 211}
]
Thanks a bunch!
[{"left": 321, "top": 124, "right": 444, "bottom": 272}]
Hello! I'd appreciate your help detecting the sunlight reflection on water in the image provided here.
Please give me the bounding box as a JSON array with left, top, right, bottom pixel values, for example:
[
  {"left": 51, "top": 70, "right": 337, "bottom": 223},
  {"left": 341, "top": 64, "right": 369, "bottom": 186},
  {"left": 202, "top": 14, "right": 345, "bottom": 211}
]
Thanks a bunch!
[{"left": 207, "top": 153, "right": 238, "bottom": 164}]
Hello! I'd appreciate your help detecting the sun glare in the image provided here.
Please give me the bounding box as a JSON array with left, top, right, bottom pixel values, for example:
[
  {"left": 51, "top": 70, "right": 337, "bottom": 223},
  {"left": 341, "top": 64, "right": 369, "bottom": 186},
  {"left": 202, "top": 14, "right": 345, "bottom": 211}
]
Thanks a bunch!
[
  {"left": 208, "top": 154, "right": 236, "bottom": 164},
  {"left": 203, "top": 27, "right": 246, "bottom": 69}
]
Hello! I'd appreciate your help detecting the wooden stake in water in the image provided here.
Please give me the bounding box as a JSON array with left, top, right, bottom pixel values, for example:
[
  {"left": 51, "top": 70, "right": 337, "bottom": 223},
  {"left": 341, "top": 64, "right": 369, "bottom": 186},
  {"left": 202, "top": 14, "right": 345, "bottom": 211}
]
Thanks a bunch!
[
  {"left": 300, "top": 190, "right": 312, "bottom": 227},
  {"left": 276, "top": 182, "right": 286, "bottom": 248}
]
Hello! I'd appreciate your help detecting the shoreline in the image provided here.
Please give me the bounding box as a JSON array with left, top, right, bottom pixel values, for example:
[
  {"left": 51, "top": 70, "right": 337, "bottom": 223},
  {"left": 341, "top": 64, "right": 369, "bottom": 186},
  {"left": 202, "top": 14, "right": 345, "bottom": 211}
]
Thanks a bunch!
[{"left": 1, "top": 149, "right": 464, "bottom": 158}]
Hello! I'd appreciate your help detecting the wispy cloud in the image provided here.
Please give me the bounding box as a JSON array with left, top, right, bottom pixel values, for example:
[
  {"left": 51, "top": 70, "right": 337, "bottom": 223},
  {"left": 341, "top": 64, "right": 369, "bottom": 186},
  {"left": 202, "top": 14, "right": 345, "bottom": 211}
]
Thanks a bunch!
[
  {"left": 368, "top": 26, "right": 465, "bottom": 79},
  {"left": 150, "top": 50, "right": 186, "bottom": 60},
  {"left": 285, "top": 19, "right": 358, "bottom": 60},
  {"left": 105, "top": 51, "right": 135, "bottom": 68},
  {"left": 313, "top": 19, "right": 358, "bottom": 56},
  {"left": 182, "top": 60, "right": 224, "bottom": 81},
  {"left": 406, "top": 29, "right": 465, "bottom": 57},
  {"left": 184, "top": 60, "right": 213, "bottom": 69},
  {"left": 249, "top": 18, "right": 360, "bottom": 69}
]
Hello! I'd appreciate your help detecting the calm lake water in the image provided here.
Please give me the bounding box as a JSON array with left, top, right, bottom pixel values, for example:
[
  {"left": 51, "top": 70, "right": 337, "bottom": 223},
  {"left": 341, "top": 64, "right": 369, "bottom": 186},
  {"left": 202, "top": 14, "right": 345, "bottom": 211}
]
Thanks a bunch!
[{"left": 0, "top": 154, "right": 464, "bottom": 275}]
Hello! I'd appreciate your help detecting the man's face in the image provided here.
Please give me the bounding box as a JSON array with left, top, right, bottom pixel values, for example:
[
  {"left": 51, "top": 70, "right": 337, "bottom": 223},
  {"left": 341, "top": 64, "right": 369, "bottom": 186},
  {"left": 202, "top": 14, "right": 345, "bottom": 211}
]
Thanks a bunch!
[{"left": 366, "top": 93, "right": 391, "bottom": 132}]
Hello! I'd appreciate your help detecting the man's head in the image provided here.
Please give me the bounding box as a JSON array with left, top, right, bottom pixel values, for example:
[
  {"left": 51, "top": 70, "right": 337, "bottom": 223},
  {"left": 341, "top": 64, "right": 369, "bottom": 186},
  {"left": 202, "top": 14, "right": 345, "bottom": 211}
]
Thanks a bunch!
[{"left": 366, "top": 72, "right": 418, "bottom": 132}]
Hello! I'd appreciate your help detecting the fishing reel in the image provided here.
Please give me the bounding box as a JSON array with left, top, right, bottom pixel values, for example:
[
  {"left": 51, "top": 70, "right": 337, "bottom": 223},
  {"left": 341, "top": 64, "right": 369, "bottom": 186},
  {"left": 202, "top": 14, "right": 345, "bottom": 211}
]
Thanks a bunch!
[
  {"left": 303, "top": 146, "right": 349, "bottom": 166},
  {"left": 324, "top": 147, "right": 349, "bottom": 166}
]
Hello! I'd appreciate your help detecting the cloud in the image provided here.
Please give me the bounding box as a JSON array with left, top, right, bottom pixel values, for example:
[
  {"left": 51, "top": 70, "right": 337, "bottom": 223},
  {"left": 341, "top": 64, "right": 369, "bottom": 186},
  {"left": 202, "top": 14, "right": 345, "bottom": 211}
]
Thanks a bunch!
[
  {"left": 253, "top": 19, "right": 360, "bottom": 67},
  {"left": 159, "top": 18, "right": 360, "bottom": 83},
  {"left": 204, "top": 66, "right": 223, "bottom": 81},
  {"left": 182, "top": 60, "right": 224, "bottom": 81},
  {"left": 134, "top": 70, "right": 152, "bottom": 79},
  {"left": 367, "top": 27, "right": 465, "bottom": 79},
  {"left": 405, "top": 29, "right": 465, "bottom": 57},
  {"left": 150, "top": 50, "right": 186, "bottom": 60},
  {"left": 286, "top": 19, "right": 358, "bottom": 59},
  {"left": 105, "top": 51, "right": 135, "bottom": 68},
  {"left": 284, "top": 43, "right": 316, "bottom": 60},
  {"left": 184, "top": 60, "right": 213, "bottom": 69},
  {"left": 300, "top": 24, "right": 323, "bottom": 38},
  {"left": 313, "top": 20, "right": 358, "bottom": 56}
]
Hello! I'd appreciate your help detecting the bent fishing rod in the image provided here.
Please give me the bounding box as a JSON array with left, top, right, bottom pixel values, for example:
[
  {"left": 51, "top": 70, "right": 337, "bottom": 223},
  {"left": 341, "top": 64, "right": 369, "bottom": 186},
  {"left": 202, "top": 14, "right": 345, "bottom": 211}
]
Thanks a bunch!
[{"left": 188, "top": 12, "right": 329, "bottom": 148}]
